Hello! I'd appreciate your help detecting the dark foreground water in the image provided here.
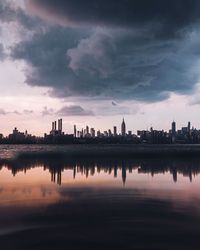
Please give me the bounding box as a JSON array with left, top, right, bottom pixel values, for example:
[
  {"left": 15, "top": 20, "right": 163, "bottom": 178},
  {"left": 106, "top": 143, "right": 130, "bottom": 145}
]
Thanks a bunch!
[{"left": 1, "top": 145, "right": 200, "bottom": 249}]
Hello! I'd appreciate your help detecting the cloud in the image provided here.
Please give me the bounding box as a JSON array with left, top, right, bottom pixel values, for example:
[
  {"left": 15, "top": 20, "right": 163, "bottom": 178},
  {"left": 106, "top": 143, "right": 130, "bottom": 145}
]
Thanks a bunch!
[
  {"left": 11, "top": 26, "right": 200, "bottom": 102},
  {"left": 11, "top": 26, "right": 90, "bottom": 91},
  {"left": 13, "top": 110, "right": 21, "bottom": 115},
  {"left": 57, "top": 105, "right": 94, "bottom": 116},
  {"left": 0, "top": 0, "right": 41, "bottom": 29},
  {"left": 27, "top": 0, "right": 200, "bottom": 38},
  {"left": 0, "top": 109, "right": 7, "bottom": 115},
  {"left": 188, "top": 84, "right": 200, "bottom": 105},
  {"left": 112, "top": 101, "right": 117, "bottom": 106},
  {"left": 5, "top": 0, "right": 200, "bottom": 104},
  {"left": 0, "top": 109, "right": 25, "bottom": 115},
  {"left": 96, "top": 106, "right": 131, "bottom": 116},
  {"left": 0, "top": 44, "right": 6, "bottom": 60},
  {"left": 92, "top": 101, "right": 140, "bottom": 116},
  {"left": 41, "top": 105, "right": 94, "bottom": 116},
  {"left": 23, "top": 109, "right": 34, "bottom": 115},
  {"left": 42, "top": 107, "right": 54, "bottom": 116}
]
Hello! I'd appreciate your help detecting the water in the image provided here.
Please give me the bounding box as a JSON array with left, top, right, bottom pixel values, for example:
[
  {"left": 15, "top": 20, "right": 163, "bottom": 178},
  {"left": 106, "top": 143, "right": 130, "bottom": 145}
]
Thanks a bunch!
[{"left": 0, "top": 145, "right": 200, "bottom": 249}]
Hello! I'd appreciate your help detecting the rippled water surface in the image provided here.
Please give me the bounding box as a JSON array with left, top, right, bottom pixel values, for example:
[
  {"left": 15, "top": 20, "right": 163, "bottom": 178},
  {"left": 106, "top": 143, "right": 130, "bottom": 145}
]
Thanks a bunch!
[{"left": 1, "top": 145, "right": 200, "bottom": 250}]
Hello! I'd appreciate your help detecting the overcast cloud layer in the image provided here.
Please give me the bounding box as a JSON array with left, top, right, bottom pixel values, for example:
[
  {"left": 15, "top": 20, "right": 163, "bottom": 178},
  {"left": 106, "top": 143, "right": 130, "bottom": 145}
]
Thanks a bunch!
[
  {"left": 3, "top": 0, "right": 200, "bottom": 104},
  {"left": 28, "top": 0, "right": 200, "bottom": 36}
]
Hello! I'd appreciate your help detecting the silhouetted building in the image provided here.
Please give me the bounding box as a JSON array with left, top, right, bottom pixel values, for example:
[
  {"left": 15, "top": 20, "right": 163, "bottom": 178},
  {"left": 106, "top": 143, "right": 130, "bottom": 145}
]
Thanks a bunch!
[
  {"left": 90, "top": 128, "right": 95, "bottom": 138},
  {"left": 58, "top": 119, "right": 62, "bottom": 132},
  {"left": 2, "top": 118, "right": 200, "bottom": 145},
  {"left": 104, "top": 131, "right": 108, "bottom": 137},
  {"left": 128, "top": 131, "right": 132, "bottom": 136},
  {"left": 97, "top": 130, "right": 101, "bottom": 138},
  {"left": 172, "top": 121, "right": 176, "bottom": 135},
  {"left": 54, "top": 121, "right": 57, "bottom": 131},
  {"left": 86, "top": 126, "right": 89, "bottom": 135},
  {"left": 188, "top": 121, "right": 191, "bottom": 133},
  {"left": 121, "top": 118, "right": 126, "bottom": 136},
  {"left": 113, "top": 126, "right": 117, "bottom": 137},
  {"left": 171, "top": 121, "right": 176, "bottom": 143},
  {"left": 74, "top": 125, "right": 77, "bottom": 138}
]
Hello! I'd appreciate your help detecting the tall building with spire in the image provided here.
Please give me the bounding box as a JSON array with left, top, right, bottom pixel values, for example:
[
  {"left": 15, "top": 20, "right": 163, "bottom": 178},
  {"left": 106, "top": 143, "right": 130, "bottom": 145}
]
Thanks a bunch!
[{"left": 121, "top": 118, "right": 126, "bottom": 136}]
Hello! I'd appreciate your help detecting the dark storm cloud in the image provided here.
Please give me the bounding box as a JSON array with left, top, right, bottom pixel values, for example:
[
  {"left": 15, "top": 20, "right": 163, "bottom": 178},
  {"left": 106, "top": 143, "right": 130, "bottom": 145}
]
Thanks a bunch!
[
  {"left": 11, "top": 26, "right": 93, "bottom": 95},
  {"left": 40, "top": 105, "right": 93, "bottom": 116},
  {"left": 28, "top": 0, "right": 200, "bottom": 38},
  {"left": 0, "top": 1, "right": 17, "bottom": 23},
  {"left": 8, "top": 0, "right": 200, "bottom": 103},
  {"left": 57, "top": 105, "right": 94, "bottom": 116},
  {"left": 0, "top": 0, "right": 43, "bottom": 30},
  {"left": 11, "top": 26, "right": 200, "bottom": 102}
]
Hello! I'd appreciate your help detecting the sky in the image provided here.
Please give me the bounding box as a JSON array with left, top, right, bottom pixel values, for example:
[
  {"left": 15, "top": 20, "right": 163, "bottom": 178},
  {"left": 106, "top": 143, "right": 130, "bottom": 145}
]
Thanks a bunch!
[{"left": 1, "top": 0, "right": 200, "bottom": 135}]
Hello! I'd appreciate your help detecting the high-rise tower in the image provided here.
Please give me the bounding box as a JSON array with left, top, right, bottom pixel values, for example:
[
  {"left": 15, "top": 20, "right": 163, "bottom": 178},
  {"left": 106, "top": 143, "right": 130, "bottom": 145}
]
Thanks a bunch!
[
  {"left": 172, "top": 121, "right": 176, "bottom": 135},
  {"left": 121, "top": 118, "right": 126, "bottom": 136},
  {"left": 113, "top": 126, "right": 117, "bottom": 137},
  {"left": 171, "top": 120, "right": 176, "bottom": 143},
  {"left": 188, "top": 122, "right": 191, "bottom": 133},
  {"left": 58, "top": 119, "right": 62, "bottom": 132},
  {"left": 74, "top": 125, "right": 77, "bottom": 138}
]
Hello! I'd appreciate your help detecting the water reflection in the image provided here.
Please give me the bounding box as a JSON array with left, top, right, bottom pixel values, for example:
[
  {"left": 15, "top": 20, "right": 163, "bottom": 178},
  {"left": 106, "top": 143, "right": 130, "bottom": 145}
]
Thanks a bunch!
[
  {"left": 1, "top": 155, "right": 200, "bottom": 249},
  {"left": 1, "top": 156, "right": 200, "bottom": 185}
]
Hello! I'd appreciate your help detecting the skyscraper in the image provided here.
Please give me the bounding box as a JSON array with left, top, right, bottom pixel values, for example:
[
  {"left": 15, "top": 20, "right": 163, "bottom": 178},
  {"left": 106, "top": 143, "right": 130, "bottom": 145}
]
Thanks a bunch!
[
  {"left": 121, "top": 118, "right": 126, "bottom": 136},
  {"left": 90, "top": 128, "right": 95, "bottom": 138},
  {"left": 52, "top": 122, "right": 54, "bottom": 132},
  {"left": 74, "top": 125, "right": 77, "bottom": 138},
  {"left": 113, "top": 126, "right": 117, "bottom": 137},
  {"left": 188, "top": 122, "right": 191, "bottom": 133},
  {"left": 171, "top": 120, "right": 176, "bottom": 143},
  {"left": 58, "top": 119, "right": 62, "bottom": 132},
  {"left": 172, "top": 121, "right": 176, "bottom": 135},
  {"left": 86, "top": 126, "right": 89, "bottom": 135},
  {"left": 54, "top": 121, "right": 57, "bottom": 131}
]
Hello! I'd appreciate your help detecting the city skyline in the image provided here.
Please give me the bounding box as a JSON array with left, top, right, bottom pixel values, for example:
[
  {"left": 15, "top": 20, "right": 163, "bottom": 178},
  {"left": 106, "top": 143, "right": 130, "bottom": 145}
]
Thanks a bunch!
[
  {"left": 1, "top": 2, "right": 200, "bottom": 249},
  {"left": 0, "top": 117, "right": 199, "bottom": 145},
  {"left": 1, "top": 1, "right": 200, "bottom": 136},
  {"left": 0, "top": 112, "right": 200, "bottom": 137}
]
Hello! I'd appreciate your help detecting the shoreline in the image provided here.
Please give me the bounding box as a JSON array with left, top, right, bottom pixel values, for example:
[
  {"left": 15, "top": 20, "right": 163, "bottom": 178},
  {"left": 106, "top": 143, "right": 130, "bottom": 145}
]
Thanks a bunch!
[{"left": 1, "top": 144, "right": 200, "bottom": 159}]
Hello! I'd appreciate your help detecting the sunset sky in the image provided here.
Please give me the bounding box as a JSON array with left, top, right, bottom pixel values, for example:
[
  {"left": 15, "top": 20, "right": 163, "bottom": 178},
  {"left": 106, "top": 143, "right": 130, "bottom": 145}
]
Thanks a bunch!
[{"left": 1, "top": 0, "right": 200, "bottom": 136}]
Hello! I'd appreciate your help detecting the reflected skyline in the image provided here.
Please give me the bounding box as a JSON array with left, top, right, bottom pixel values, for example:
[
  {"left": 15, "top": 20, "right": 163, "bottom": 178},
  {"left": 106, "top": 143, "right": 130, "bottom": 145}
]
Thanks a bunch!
[
  {"left": 1, "top": 154, "right": 200, "bottom": 249},
  {"left": 1, "top": 156, "right": 200, "bottom": 185}
]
